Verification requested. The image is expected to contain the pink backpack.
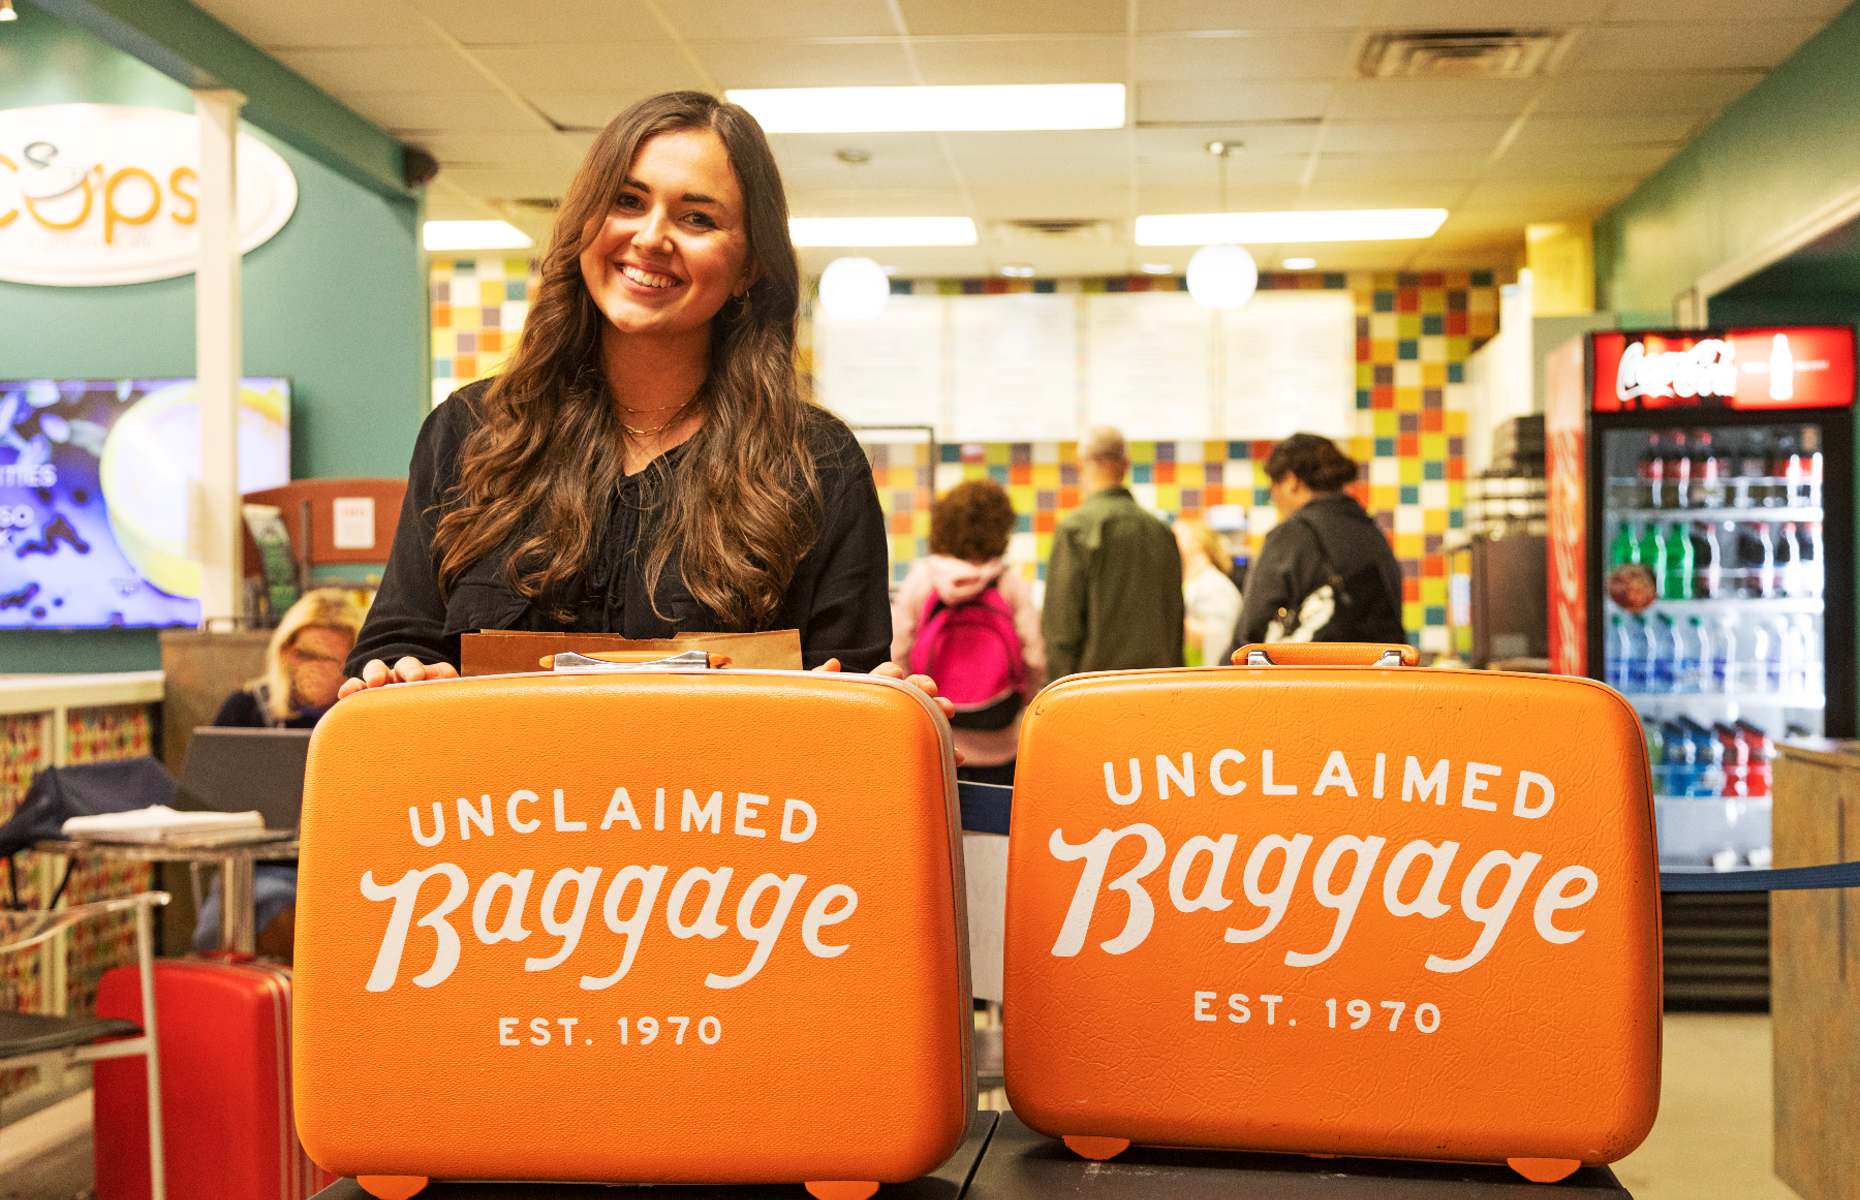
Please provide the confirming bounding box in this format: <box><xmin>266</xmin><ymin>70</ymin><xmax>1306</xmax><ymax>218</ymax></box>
<box><xmin>908</xmin><ymin>585</ymin><xmax>1026</xmax><ymax>729</ymax></box>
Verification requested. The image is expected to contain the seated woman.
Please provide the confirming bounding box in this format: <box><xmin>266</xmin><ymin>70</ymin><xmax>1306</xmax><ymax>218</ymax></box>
<box><xmin>193</xmin><ymin>588</ymin><xmax>365</xmax><ymax>957</ymax></box>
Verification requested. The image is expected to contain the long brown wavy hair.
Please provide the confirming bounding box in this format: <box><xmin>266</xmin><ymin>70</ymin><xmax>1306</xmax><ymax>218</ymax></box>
<box><xmin>432</xmin><ymin>91</ymin><xmax>821</xmax><ymax>628</ymax></box>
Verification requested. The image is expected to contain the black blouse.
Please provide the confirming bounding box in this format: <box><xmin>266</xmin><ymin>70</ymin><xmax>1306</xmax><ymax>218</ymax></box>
<box><xmin>346</xmin><ymin>380</ymin><xmax>892</xmax><ymax>675</ymax></box>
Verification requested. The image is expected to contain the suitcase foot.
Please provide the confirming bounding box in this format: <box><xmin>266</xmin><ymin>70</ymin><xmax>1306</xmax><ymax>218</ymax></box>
<box><xmin>803</xmin><ymin>1182</ymin><xmax>879</xmax><ymax>1199</ymax></box>
<box><xmin>1062</xmin><ymin>1135</ymin><xmax>1130</xmax><ymax>1161</ymax></box>
<box><xmin>357</xmin><ymin>1175</ymin><xmax>430</xmax><ymax>1199</ymax></box>
<box><xmin>1507</xmin><ymin>1157</ymin><xmax>1581</xmax><ymax>1183</ymax></box>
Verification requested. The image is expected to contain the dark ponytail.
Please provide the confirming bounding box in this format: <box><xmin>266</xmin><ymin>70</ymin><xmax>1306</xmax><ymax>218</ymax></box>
<box><xmin>1264</xmin><ymin>432</ymin><xmax>1357</xmax><ymax>492</ymax></box>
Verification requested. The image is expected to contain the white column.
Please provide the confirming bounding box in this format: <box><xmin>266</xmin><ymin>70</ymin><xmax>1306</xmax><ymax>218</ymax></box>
<box><xmin>194</xmin><ymin>88</ymin><xmax>246</xmax><ymax>626</ymax></box>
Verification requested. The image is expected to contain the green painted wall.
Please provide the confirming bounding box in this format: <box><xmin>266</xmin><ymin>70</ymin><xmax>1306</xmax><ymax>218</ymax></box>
<box><xmin>1594</xmin><ymin>3</ymin><xmax>1860</xmax><ymax>325</ymax></box>
<box><xmin>0</xmin><ymin>4</ymin><xmax>427</xmax><ymax>673</ymax></box>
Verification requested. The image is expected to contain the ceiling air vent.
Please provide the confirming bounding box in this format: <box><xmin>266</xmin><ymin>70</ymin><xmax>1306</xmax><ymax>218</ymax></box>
<box><xmin>995</xmin><ymin>218</ymin><xmax>1114</xmax><ymax>242</ymax></box>
<box><xmin>1358</xmin><ymin>30</ymin><xmax>1566</xmax><ymax>80</ymax></box>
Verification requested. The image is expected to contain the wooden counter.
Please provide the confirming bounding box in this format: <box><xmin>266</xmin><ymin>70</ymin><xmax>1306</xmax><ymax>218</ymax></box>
<box><xmin>1772</xmin><ymin>739</ymin><xmax>1860</xmax><ymax>1200</ymax></box>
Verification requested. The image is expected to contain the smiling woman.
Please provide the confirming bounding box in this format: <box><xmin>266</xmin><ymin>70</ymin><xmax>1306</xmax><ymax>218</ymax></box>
<box><xmin>343</xmin><ymin>92</ymin><xmax>923</xmax><ymax>694</ymax></box>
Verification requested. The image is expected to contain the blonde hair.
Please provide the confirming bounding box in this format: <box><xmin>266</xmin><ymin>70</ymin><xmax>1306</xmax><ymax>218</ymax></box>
<box><xmin>261</xmin><ymin>589</ymin><xmax>367</xmax><ymax>721</ymax></box>
<box><xmin>1176</xmin><ymin>516</ymin><xmax>1232</xmax><ymax>575</ymax></box>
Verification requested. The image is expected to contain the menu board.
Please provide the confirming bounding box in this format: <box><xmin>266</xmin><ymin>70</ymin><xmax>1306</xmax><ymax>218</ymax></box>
<box><xmin>1084</xmin><ymin>292</ymin><xmax>1215</xmax><ymax>440</ymax></box>
<box><xmin>1222</xmin><ymin>290</ymin><xmax>1355</xmax><ymax>438</ymax></box>
<box><xmin>950</xmin><ymin>293</ymin><xmax>1079</xmax><ymax>442</ymax></box>
<box><xmin>812</xmin><ymin>295</ymin><xmax>945</xmax><ymax>429</ymax></box>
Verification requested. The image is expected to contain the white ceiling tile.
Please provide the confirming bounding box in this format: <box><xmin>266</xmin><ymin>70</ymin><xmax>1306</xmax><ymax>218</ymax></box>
<box><xmin>1364</xmin><ymin>0</ymin><xmax>1610</xmax><ymax>25</ymax></box>
<box><xmin>1572</xmin><ymin>21</ymin><xmax>1824</xmax><ymax>72</ymax></box>
<box><xmin>1485</xmin><ymin>142</ymin><xmax>1682</xmax><ymax>177</ymax></box>
<box><xmin>968</xmin><ymin>185</ymin><xmax>1135</xmax><ymax>219</ymax></box>
<box><xmin>1306</xmin><ymin>153</ymin><xmax>1485</xmax><ymax>183</ymax></box>
<box><xmin>1136</xmin><ymin>123</ymin><xmax>1322</xmax><ymax>158</ymax></box>
<box><xmin>1532</xmin><ymin>71</ymin><xmax>1764</xmax><ymax>115</ymax></box>
<box><xmin>910</xmin><ymin>37</ymin><xmax>1128</xmax><ymax>85</ymax></box>
<box><xmin>1328</xmin><ymin>78</ymin><xmax>1539</xmax><ymax>120</ymax></box>
<box><xmin>658</xmin><ymin>0</ymin><xmax>899</xmax><ymax>39</ymax></box>
<box><xmin>192</xmin><ymin>0</ymin><xmax>440</xmax><ymax>48</ymax></box>
<box><xmin>1138</xmin><ymin>0</ymin><xmax>1371</xmax><ymax>33</ymax></box>
<box><xmin>787</xmin><ymin>188</ymin><xmax>973</xmax><ymax>218</ymax></box>
<box><xmin>943</xmin><ymin>130</ymin><xmax>1131</xmax><ymax>178</ymax></box>
<box><xmin>1320</xmin><ymin>119</ymin><xmax>1512</xmax><ymax>152</ymax></box>
<box><xmin>406</xmin><ymin>0</ymin><xmax>660</xmax><ymax>46</ymax></box>
<box><xmin>474</xmin><ymin>46</ymin><xmax>706</xmax><ymax>98</ymax></box>
<box><xmin>1293</xmin><ymin>181</ymin><xmax>1468</xmax><ymax>207</ymax></box>
<box><xmin>1507</xmin><ymin>112</ymin><xmax>1706</xmax><ymax>147</ymax></box>
<box><xmin>275</xmin><ymin>48</ymin><xmax>502</xmax><ymax>95</ymax></box>
<box><xmin>1137</xmin><ymin>151</ymin><xmax>1307</xmax><ymax>189</ymax></box>
<box><xmin>769</xmin><ymin>133</ymin><xmax>957</xmax><ymax>190</ymax></box>
<box><xmin>438</xmin><ymin>165</ymin><xmax>579</xmax><ymax>199</ymax></box>
<box><xmin>344</xmin><ymin>93</ymin><xmax>548</xmax><ymax>135</ymax></box>
<box><xmin>896</xmin><ymin>0</ymin><xmax>1127</xmax><ymax>36</ymax></box>
<box><xmin>691</xmin><ymin>40</ymin><xmax>913</xmax><ymax>88</ymax></box>
<box><xmin>1137</xmin><ymin>82</ymin><xmax>1335</xmax><ymax>125</ymax></box>
<box><xmin>1603</xmin><ymin>0</ymin><xmax>1847</xmax><ymax>19</ymax></box>
<box><xmin>527</xmin><ymin>91</ymin><xmax>717</xmax><ymax>129</ymax></box>
<box><xmin>1134</xmin><ymin>183</ymin><xmax>1312</xmax><ymax>212</ymax></box>
<box><xmin>1432</xmin><ymin>209</ymin><xmax>1532</xmax><ymax>236</ymax></box>
<box><xmin>1135</xmin><ymin>31</ymin><xmax>1359</xmax><ymax>81</ymax></box>
<box><xmin>421</xmin><ymin>131</ymin><xmax>582</xmax><ymax>169</ymax></box>
<box><xmin>1458</xmin><ymin>175</ymin><xmax>1642</xmax><ymax>215</ymax></box>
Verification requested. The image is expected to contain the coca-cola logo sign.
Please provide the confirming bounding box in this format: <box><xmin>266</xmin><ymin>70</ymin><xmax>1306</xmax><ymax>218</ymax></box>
<box><xmin>1592</xmin><ymin>328</ymin><xmax>1855</xmax><ymax>413</ymax></box>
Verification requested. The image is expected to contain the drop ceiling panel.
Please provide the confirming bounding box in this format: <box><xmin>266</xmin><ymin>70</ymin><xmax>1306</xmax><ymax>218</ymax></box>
<box><xmin>894</xmin><ymin>0</ymin><xmax>1128</xmax><ymax>36</ymax></box>
<box><xmin>967</xmin><ymin>185</ymin><xmax>1136</xmax><ymax>219</ymax></box>
<box><xmin>1320</xmin><ymin>119</ymin><xmax>1513</xmax><ymax>153</ymax></box>
<box><xmin>1135</xmin><ymin>124</ymin><xmax>1322</xmax><ymax>158</ymax></box>
<box><xmin>1533</xmin><ymin>71</ymin><xmax>1764</xmax><ymax>115</ymax></box>
<box><xmin>1133</xmin><ymin>32</ymin><xmax>1360</xmax><ymax>81</ymax></box>
<box><xmin>418</xmin><ymin>132</ymin><xmax>581</xmax><ymax>169</ymax></box>
<box><xmin>691</xmin><ymin>40</ymin><xmax>913</xmax><ymax>88</ymax></box>
<box><xmin>1604</xmin><ymin>0</ymin><xmax>1848</xmax><ymax>21</ymax></box>
<box><xmin>1306</xmin><ymin>153</ymin><xmax>1486</xmax><ymax>184</ymax></box>
<box><xmin>1327</xmin><ymin>79</ymin><xmax>1540</xmax><ymax>121</ymax></box>
<box><xmin>785</xmin><ymin>188</ymin><xmax>973</xmax><ymax>217</ymax></box>
<box><xmin>942</xmin><ymin>129</ymin><xmax>1131</xmax><ymax>176</ymax></box>
<box><xmin>1136</xmin><ymin>152</ymin><xmax>1308</xmax><ymax>189</ymax></box>
<box><xmin>1486</xmin><ymin>142</ymin><xmax>1680</xmax><ymax>176</ymax></box>
<box><xmin>654</xmin><ymin>0</ymin><xmax>900</xmax><ymax>40</ymax></box>
<box><xmin>471</xmin><ymin>46</ymin><xmax>704</xmax><ymax>96</ymax></box>
<box><xmin>344</xmin><ymin>92</ymin><xmax>546</xmax><ymax>135</ymax></box>
<box><xmin>1138</xmin><ymin>0</ymin><xmax>1372</xmax><ymax>33</ymax></box>
<box><xmin>1365</xmin><ymin>0</ymin><xmax>1611</xmax><ymax>25</ymax></box>
<box><xmin>768</xmin><ymin>133</ymin><xmax>956</xmax><ymax>190</ymax></box>
<box><xmin>275</xmin><ymin>48</ymin><xmax>501</xmax><ymax>95</ymax></box>
<box><xmin>1132</xmin><ymin>183</ymin><xmax>1314</xmax><ymax>212</ymax></box>
<box><xmin>1576</xmin><ymin>22</ymin><xmax>1824</xmax><ymax>72</ymax></box>
<box><xmin>1459</xmin><ymin>176</ymin><xmax>1643</xmax><ymax>213</ymax></box>
<box><xmin>908</xmin><ymin>37</ymin><xmax>1128</xmax><ymax>85</ymax></box>
<box><xmin>1293</xmin><ymin>181</ymin><xmax>1468</xmax><ymax>208</ymax></box>
<box><xmin>438</xmin><ymin>165</ymin><xmax>578</xmax><ymax>198</ymax></box>
<box><xmin>190</xmin><ymin>0</ymin><xmax>440</xmax><ymax>49</ymax></box>
<box><xmin>1508</xmin><ymin>112</ymin><xmax>1706</xmax><ymax>147</ymax></box>
<box><xmin>1137</xmin><ymin>81</ymin><xmax>1336</xmax><ymax>125</ymax></box>
<box><xmin>528</xmin><ymin>91</ymin><xmax>715</xmax><ymax>129</ymax></box>
<box><xmin>405</xmin><ymin>0</ymin><xmax>658</xmax><ymax>46</ymax></box>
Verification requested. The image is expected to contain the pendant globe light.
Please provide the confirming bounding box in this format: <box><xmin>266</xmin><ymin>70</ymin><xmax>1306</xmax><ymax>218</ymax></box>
<box><xmin>817</xmin><ymin>255</ymin><xmax>890</xmax><ymax>321</ymax></box>
<box><xmin>1186</xmin><ymin>140</ymin><xmax>1258</xmax><ymax>311</ymax></box>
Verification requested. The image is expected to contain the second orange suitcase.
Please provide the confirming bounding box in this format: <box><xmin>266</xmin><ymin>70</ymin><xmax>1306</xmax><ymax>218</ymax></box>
<box><xmin>1003</xmin><ymin>643</ymin><xmax>1660</xmax><ymax>1182</ymax></box>
<box><xmin>293</xmin><ymin>667</ymin><xmax>972</xmax><ymax>1199</ymax></box>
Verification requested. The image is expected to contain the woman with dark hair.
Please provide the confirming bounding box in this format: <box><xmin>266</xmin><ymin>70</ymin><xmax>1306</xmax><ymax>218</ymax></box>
<box><xmin>342</xmin><ymin>92</ymin><xmax>937</xmax><ymax>700</ymax></box>
<box><xmin>890</xmin><ymin>480</ymin><xmax>1043</xmax><ymax>784</ymax></box>
<box><xmin>1225</xmin><ymin>432</ymin><xmax>1406</xmax><ymax>656</ymax></box>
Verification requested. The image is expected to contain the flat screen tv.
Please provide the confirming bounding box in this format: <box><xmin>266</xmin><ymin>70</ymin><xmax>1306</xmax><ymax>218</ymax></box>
<box><xmin>0</xmin><ymin>376</ymin><xmax>291</xmax><ymax>630</ymax></box>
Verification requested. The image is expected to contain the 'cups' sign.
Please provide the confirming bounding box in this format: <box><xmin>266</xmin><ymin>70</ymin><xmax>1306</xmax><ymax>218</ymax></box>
<box><xmin>1004</xmin><ymin>650</ymin><xmax>1661</xmax><ymax>1180</ymax></box>
<box><xmin>0</xmin><ymin>104</ymin><xmax>297</xmax><ymax>287</ymax></box>
<box><xmin>293</xmin><ymin>672</ymin><xmax>971</xmax><ymax>1194</ymax></box>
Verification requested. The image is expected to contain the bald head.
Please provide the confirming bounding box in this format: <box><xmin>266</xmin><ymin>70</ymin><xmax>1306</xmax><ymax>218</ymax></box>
<box><xmin>1080</xmin><ymin>426</ymin><xmax>1129</xmax><ymax>491</ymax></box>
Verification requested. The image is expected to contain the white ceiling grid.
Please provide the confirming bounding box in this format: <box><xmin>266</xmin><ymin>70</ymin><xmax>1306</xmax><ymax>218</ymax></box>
<box><xmin>190</xmin><ymin>0</ymin><xmax>1851</xmax><ymax>276</ymax></box>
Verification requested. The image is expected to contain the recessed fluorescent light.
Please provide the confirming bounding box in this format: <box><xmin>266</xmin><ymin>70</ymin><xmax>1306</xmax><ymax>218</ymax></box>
<box><xmin>728</xmin><ymin>84</ymin><xmax>1125</xmax><ymax>133</ymax></box>
<box><xmin>422</xmin><ymin>220</ymin><xmax>533</xmax><ymax>252</ymax></box>
<box><xmin>1139</xmin><ymin>263</ymin><xmax>1174</xmax><ymax>275</ymax></box>
<box><xmin>1282</xmin><ymin>257</ymin><xmax>1318</xmax><ymax>270</ymax></box>
<box><xmin>790</xmin><ymin>217</ymin><xmax>977</xmax><ymax>247</ymax></box>
<box><xmin>1134</xmin><ymin>209</ymin><xmax>1448</xmax><ymax>246</ymax></box>
<box><xmin>1000</xmin><ymin>263</ymin><xmax>1035</xmax><ymax>278</ymax></box>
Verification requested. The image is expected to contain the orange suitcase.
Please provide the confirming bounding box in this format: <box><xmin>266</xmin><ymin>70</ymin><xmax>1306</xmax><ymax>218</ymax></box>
<box><xmin>1003</xmin><ymin>643</ymin><xmax>1661</xmax><ymax>1183</ymax></box>
<box><xmin>292</xmin><ymin>666</ymin><xmax>972</xmax><ymax>1200</ymax></box>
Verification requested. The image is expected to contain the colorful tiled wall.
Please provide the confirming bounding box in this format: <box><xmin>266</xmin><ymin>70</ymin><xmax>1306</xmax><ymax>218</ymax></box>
<box><xmin>430</xmin><ymin>255</ymin><xmax>539</xmax><ymax>408</ymax></box>
<box><xmin>427</xmin><ymin>262</ymin><xmax>1502</xmax><ymax>654</ymax></box>
<box><xmin>860</xmin><ymin>271</ymin><xmax>1501</xmax><ymax>654</ymax></box>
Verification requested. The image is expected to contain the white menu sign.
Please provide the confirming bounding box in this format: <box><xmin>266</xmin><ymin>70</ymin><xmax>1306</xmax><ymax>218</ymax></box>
<box><xmin>1084</xmin><ymin>292</ymin><xmax>1215</xmax><ymax>440</ymax></box>
<box><xmin>951</xmin><ymin>292</ymin><xmax>1079</xmax><ymax>442</ymax></box>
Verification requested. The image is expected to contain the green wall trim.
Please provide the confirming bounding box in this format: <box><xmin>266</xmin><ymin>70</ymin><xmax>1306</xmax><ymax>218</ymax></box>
<box><xmin>1594</xmin><ymin>3</ymin><xmax>1860</xmax><ymax>325</ymax></box>
<box><xmin>33</xmin><ymin>0</ymin><xmax>412</xmax><ymax>201</ymax></box>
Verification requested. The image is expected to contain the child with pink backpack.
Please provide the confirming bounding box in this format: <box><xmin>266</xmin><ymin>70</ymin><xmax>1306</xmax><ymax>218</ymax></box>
<box><xmin>890</xmin><ymin>480</ymin><xmax>1044</xmax><ymax>785</ymax></box>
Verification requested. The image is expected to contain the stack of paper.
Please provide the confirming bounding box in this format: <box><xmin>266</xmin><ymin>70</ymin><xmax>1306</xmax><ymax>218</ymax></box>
<box><xmin>62</xmin><ymin>806</ymin><xmax>266</xmax><ymax>844</ymax></box>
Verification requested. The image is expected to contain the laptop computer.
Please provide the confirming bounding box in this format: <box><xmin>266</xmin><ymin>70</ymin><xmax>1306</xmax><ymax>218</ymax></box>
<box><xmin>177</xmin><ymin>727</ymin><xmax>312</xmax><ymax>833</ymax></box>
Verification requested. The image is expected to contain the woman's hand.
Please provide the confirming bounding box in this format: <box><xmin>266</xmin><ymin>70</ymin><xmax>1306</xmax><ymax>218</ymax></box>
<box><xmin>336</xmin><ymin>656</ymin><xmax>460</xmax><ymax>701</ymax></box>
<box><xmin>814</xmin><ymin>660</ymin><xmax>963</xmax><ymax>762</ymax></box>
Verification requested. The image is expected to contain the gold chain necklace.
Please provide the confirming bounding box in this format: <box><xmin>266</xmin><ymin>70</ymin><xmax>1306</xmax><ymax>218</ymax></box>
<box><xmin>619</xmin><ymin>395</ymin><xmax>699</xmax><ymax>438</ymax></box>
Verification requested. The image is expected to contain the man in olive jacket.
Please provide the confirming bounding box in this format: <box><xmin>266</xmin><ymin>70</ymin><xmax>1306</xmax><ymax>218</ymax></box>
<box><xmin>1042</xmin><ymin>427</ymin><xmax>1185</xmax><ymax>679</ymax></box>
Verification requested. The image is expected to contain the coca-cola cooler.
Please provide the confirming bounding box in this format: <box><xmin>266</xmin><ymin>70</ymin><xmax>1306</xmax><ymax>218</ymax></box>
<box><xmin>1547</xmin><ymin>326</ymin><xmax>1856</xmax><ymax>872</ymax></box>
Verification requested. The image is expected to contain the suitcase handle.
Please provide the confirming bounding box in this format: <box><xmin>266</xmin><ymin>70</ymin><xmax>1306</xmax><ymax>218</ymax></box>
<box><xmin>1231</xmin><ymin>642</ymin><xmax>1418</xmax><ymax>667</ymax></box>
<box><xmin>548</xmin><ymin>649</ymin><xmax>714</xmax><ymax>673</ymax></box>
